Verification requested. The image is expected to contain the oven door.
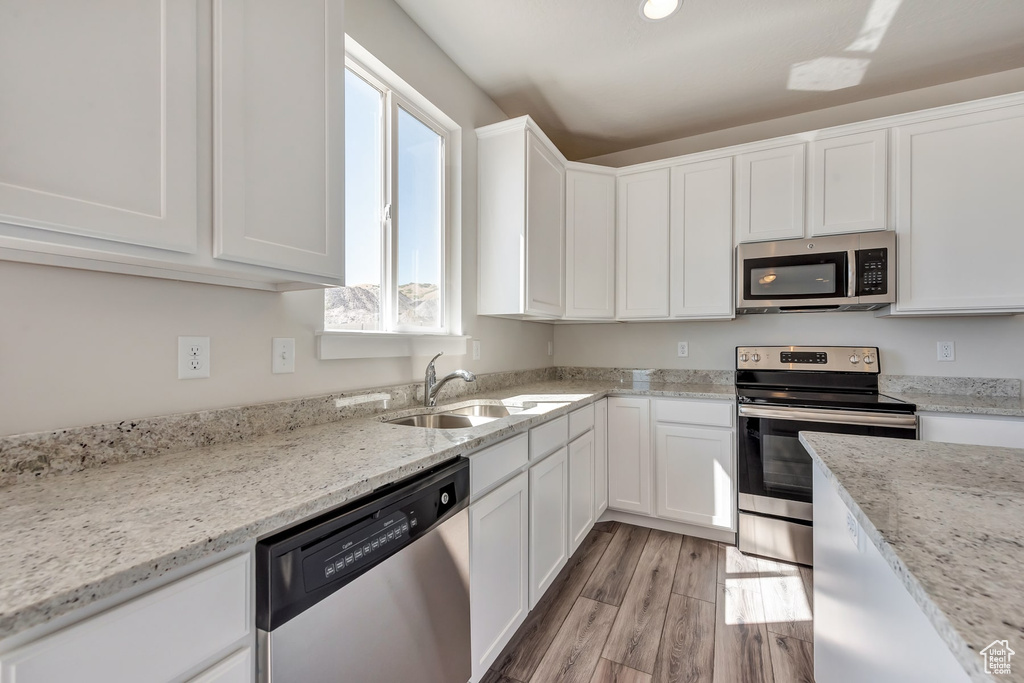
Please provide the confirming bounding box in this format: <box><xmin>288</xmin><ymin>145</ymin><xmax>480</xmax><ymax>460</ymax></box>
<box><xmin>737</xmin><ymin>405</ymin><xmax>917</xmax><ymax>521</ymax></box>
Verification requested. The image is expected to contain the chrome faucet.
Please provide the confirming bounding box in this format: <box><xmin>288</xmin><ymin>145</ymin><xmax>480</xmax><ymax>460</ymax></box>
<box><xmin>424</xmin><ymin>352</ymin><xmax>476</xmax><ymax>407</ymax></box>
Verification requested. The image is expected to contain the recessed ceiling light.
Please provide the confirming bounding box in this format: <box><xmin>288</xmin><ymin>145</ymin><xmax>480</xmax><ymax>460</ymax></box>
<box><xmin>640</xmin><ymin>0</ymin><xmax>681</xmax><ymax>21</ymax></box>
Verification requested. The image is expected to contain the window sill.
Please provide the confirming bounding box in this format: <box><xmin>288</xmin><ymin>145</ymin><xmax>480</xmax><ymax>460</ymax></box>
<box><xmin>316</xmin><ymin>330</ymin><xmax>469</xmax><ymax>360</ymax></box>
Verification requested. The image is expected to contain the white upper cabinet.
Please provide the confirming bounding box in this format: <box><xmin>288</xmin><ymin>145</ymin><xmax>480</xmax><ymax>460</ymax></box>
<box><xmin>213</xmin><ymin>0</ymin><xmax>345</xmax><ymax>279</ymax></box>
<box><xmin>477</xmin><ymin>117</ymin><xmax>565</xmax><ymax>318</ymax></box>
<box><xmin>0</xmin><ymin>1</ymin><xmax>345</xmax><ymax>290</ymax></box>
<box><xmin>892</xmin><ymin>103</ymin><xmax>1024</xmax><ymax>314</ymax></box>
<box><xmin>0</xmin><ymin>1</ymin><xmax>198</xmax><ymax>253</ymax></box>
<box><xmin>565</xmin><ymin>168</ymin><xmax>616</xmax><ymax>319</ymax></box>
<box><xmin>809</xmin><ymin>130</ymin><xmax>888</xmax><ymax>236</ymax></box>
<box><xmin>616</xmin><ymin>169</ymin><xmax>670</xmax><ymax>319</ymax></box>
<box><xmin>735</xmin><ymin>143</ymin><xmax>806</xmax><ymax>243</ymax></box>
<box><xmin>669</xmin><ymin>158</ymin><xmax>734</xmax><ymax>319</ymax></box>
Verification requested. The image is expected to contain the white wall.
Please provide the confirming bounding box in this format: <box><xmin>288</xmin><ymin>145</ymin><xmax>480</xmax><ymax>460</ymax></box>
<box><xmin>584</xmin><ymin>67</ymin><xmax>1024</xmax><ymax>167</ymax></box>
<box><xmin>0</xmin><ymin>0</ymin><xmax>554</xmax><ymax>437</ymax></box>
<box><xmin>554</xmin><ymin>313</ymin><xmax>1024</xmax><ymax>382</ymax></box>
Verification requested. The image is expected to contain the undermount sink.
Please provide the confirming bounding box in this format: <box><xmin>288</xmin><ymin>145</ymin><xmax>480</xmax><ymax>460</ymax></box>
<box><xmin>384</xmin><ymin>401</ymin><xmax>525</xmax><ymax>429</ymax></box>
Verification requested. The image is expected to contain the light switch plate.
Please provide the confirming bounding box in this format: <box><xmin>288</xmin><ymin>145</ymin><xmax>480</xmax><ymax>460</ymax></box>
<box><xmin>273</xmin><ymin>337</ymin><xmax>295</xmax><ymax>374</ymax></box>
<box><xmin>178</xmin><ymin>336</ymin><xmax>210</xmax><ymax>379</ymax></box>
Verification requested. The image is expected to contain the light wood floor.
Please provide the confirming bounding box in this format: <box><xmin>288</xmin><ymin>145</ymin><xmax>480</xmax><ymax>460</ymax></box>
<box><xmin>482</xmin><ymin>521</ymin><xmax>815</xmax><ymax>683</ymax></box>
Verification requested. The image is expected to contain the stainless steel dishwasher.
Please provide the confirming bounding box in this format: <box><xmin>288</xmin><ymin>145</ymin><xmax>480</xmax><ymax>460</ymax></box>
<box><xmin>256</xmin><ymin>458</ymin><xmax>471</xmax><ymax>683</ymax></box>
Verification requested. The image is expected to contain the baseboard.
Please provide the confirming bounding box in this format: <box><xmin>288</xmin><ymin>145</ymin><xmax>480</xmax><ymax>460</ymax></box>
<box><xmin>598</xmin><ymin>509</ymin><xmax>737</xmax><ymax>545</ymax></box>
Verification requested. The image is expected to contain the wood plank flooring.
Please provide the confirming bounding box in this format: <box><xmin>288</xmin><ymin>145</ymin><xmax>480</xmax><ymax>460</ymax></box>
<box><xmin>482</xmin><ymin>523</ymin><xmax>815</xmax><ymax>683</ymax></box>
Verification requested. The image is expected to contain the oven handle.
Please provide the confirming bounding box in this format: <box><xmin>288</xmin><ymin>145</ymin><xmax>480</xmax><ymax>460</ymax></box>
<box><xmin>738</xmin><ymin>404</ymin><xmax>918</xmax><ymax>429</ymax></box>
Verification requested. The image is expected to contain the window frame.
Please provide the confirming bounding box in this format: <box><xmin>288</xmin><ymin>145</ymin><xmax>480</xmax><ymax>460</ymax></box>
<box><xmin>327</xmin><ymin>53</ymin><xmax>452</xmax><ymax>336</ymax></box>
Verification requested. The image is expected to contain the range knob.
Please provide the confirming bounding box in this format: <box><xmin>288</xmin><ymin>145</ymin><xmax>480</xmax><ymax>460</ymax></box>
<box><xmin>849</xmin><ymin>354</ymin><xmax>861</xmax><ymax>364</ymax></box>
<box><xmin>739</xmin><ymin>353</ymin><xmax>749</xmax><ymax>362</ymax></box>
<box><xmin>751</xmin><ymin>353</ymin><xmax>761</xmax><ymax>362</ymax></box>
<box><xmin>864</xmin><ymin>355</ymin><xmax>876</xmax><ymax>365</ymax></box>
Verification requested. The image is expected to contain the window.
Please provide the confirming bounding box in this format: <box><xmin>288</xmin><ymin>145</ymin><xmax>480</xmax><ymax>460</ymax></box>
<box><xmin>325</xmin><ymin>57</ymin><xmax>450</xmax><ymax>334</ymax></box>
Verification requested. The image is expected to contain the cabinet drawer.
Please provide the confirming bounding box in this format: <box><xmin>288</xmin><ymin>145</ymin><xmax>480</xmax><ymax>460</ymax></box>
<box><xmin>568</xmin><ymin>404</ymin><xmax>595</xmax><ymax>439</ymax></box>
<box><xmin>654</xmin><ymin>398</ymin><xmax>733</xmax><ymax>428</ymax></box>
<box><xmin>470</xmin><ymin>433</ymin><xmax>529</xmax><ymax>498</ymax></box>
<box><xmin>0</xmin><ymin>554</ymin><xmax>251</xmax><ymax>683</ymax></box>
<box><xmin>530</xmin><ymin>415</ymin><xmax>569</xmax><ymax>461</ymax></box>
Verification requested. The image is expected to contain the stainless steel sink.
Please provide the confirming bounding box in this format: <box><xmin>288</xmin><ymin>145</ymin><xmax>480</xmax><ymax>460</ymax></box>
<box><xmin>442</xmin><ymin>404</ymin><xmax>522</xmax><ymax>418</ymax></box>
<box><xmin>386</xmin><ymin>413</ymin><xmax>497</xmax><ymax>429</ymax></box>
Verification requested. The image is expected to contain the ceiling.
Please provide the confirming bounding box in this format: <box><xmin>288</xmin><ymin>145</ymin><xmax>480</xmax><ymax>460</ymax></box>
<box><xmin>394</xmin><ymin>0</ymin><xmax>1024</xmax><ymax>160</ymax></box>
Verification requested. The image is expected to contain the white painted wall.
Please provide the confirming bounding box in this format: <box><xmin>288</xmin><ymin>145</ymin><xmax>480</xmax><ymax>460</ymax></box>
<box><xmin>584</xmin><ymin>67</ymin><xmax>1024</xmax><ymax>167</ymax></box>
<box><xmin>0</xmin><ymin>0</ymin><xmax>554</xmax><ymax>437</ymax></box>
<box><xmin>553</xmin><ymin>313</ymin><xmax>1024</xmax><ymax>382</ymax></box>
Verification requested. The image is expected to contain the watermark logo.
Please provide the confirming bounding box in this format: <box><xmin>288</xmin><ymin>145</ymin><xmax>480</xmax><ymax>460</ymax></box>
<box><xmin>981</xmin><ymin>640</ymin><xmax>1015</xmax><ymax>676</ymax></box>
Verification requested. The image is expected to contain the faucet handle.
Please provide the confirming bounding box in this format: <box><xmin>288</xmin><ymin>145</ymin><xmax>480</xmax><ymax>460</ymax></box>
<box><xmin>428</xmin><ymin>351</ymin><xmax>444</xmax><ymax>366</ymax></box>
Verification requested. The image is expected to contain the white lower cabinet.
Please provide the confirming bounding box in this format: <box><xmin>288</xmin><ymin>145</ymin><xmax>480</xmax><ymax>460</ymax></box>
<box><xmin>813</xmin><ymin>462</ymin><xmax>971</xmax><ymax>682</ymax></box>
<box><xmin>0</xmin><ymin>553</ymin><xmax>252</xmax><ymax>683</ymax></box>
<box><xmin>919</xmin><ymin>413</ymin><xmax>1024</xmax><ymax>448</ymax></box>
<box><xmin>568</xmin><ymin>429</ymin><xmax>595</xmax><ymax>555</ymax></box>
<box><xmin>529</xmin><ymin>446</ymin><xmax>569</xmax><ymax>608</ymax></box>
<box><xmin>654</xmin><ymin>424</ymin><xmax>735</xmax><ymax>531</ymax></box>
<box><xmin>470</xmin><ymin>471</ymin><xmax>530</xmax><ymax>683</ymax></box>
<box><xmin>607</xmin><ymin>397</ymin><xmax>653</xmax><ymax>515</ymax></box>
<box><xmin>594</xmin><ymin>399</ymin><xmax>609</xmax><ymax>517</ymax></box>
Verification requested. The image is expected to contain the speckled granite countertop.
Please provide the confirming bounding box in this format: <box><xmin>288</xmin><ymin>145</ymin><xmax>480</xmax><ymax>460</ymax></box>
<box><xmin>0</xmin><ymin>379</ymin><xmax>732</xmax><ymax>640</ymax></box>
<box><xmin>801</xmin><ymin>432</ymin><xmax>1024</xmax><ymax>683</ymax></box>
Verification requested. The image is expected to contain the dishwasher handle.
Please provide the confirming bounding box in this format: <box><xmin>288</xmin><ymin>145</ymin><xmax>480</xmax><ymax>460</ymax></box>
<box><xmin>256</xmin><ymin>457</ymin><xmax>470</xmax><ymax>632</ymax></box>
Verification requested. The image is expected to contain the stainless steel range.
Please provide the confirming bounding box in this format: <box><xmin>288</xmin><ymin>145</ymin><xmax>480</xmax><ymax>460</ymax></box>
<box><xmin>735</xmin><ymin>346</ymin><xmax>917</xmax><ymax>566</ymax></box>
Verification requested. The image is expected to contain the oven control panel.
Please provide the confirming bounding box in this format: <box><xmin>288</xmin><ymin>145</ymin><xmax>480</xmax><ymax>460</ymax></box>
<box><xmin>736</xmin><ymin>346</ymin><xmax>880</xmax><ymax>373</ymax></box>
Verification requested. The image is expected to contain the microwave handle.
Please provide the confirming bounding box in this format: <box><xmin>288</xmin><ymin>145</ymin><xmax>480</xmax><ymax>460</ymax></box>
<box><xmin>848</xmin><ymin>251</ymin><xmax>857</xmax><ymax>297</ymax></box>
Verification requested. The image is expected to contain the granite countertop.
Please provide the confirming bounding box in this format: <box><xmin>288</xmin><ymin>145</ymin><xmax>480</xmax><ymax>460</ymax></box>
<box><xmin>0</xmin><ymin>379</ymin><xmax>732</xmax><ymax>640</ymax></box>
<box><xmin>800</xmin><ymin>432</ymin><xmax>1024</xmax><ymax>683</ymax></box>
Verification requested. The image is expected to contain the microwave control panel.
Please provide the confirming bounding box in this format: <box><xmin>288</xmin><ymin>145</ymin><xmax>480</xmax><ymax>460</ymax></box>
<box><xmin>856</xmin><ymin>248</ymin><xmax>888</xmax><ymax>295</ymax></box>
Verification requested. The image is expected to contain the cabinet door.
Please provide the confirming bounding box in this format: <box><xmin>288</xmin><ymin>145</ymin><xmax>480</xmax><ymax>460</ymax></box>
<box><xmin>616</xmin><ymin>169</ymin><xmax>670</xmax><ymax>318</ymax></box>
<box><xmin>529</xmin><ymin>446</ymin><xmax>568</xmax><ymax>608</ymax></box>
<box><xmin>470</xmin><ymin>472</ymin><xmax>529</xmax><ymax>682</ymax></box>
<box><xmin>810</xmin><ymin>130</ymin><xmax>887</xmax><ymax>236</ymax></box>
<box><xmin>654</xmin><ymin>424</ymin><xmax>734</xmax><ymax>530</ymax></box>
<box><xmin>919</xmin><ymin>414</ymin><xmax>1024</xmax><ymax>448</ymax></box>
<box><xmin>213</xmin><ymin>0</ymin><xmax>345</xmax><ymax>280</ymax></box>
<box><xmin>735</xmin><ymin>143</ymin><xmax>805</xmax><ymax>243</ymax></box>
<box><xmin>0</xmin><ymin>1</ymin><xmax>197</xmax><ymax>252</ymax></box>
<box><xmin>607</xmin><ymin>397</ymin><xmax>652</xmax><ymax>515</ymax></box>
<box><xmin>594</xmin><ymin>399</ymin><xmax>609</xmax><ymax>517</ymax></box>
<box><xmin>565</xmin><ymin>169</ymin><xmax>616</xmax><ymax>319</ymax></box>
<box><xmin>188</xmin><ymin>648</ymin><xmax>252</xmax><ymax>683</ymax></box>
<box><xmin>669</xmin><ymin>158</ymin><xmax>734</xmax><ymax>318</ymax></box>
<box><xmin>525</xmin><ymin>131</ymin><xmax>565</xmax><ymax>317</ymax></box>
<box><xmin>568</xmin><ymin>430</ymin><xmax>595</xmax><ymax>555</ymax></box>
<box><xmin>894</xmin><ymin>105</ymin><xmax>1024</xmax><ymax>313</ymax></box>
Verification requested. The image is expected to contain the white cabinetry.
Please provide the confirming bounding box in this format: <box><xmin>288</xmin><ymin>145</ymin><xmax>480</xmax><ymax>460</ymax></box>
<box><xmin>735</xmin><ymin>143</ymin><xmax>806</xmax><ymax>243</ymax></box>
<box><xmin>470</xmin><ymin>471</ymin><xmax>530</xmax><ymax>683</ymax></box>
<box><xmin>919</xmin><ymin>413</ymin><xmax>1024</xmax><ymax>448</ymax></box>
<box><xmin>893</xmin><ymin>104</ymin><xmax>1024</xmax><ymax>314</ymax></box>
<box><xmin>813</xmin><ymin>463</ymin><xmax>971</xmax><ymax>683</ymax></box>
<box><xmin>567</xmin><ymin>404</ymin><xmax>596</xmax><ymax>556</ymax></box>
<box><xmin>529</xmin><ymin>446</ymin><xmax>568</xmax><ymax>608</ymax></box>
<box><xmin>477</xmin><ymin>117</ymin><xmax>565</xmax><ymax>318</ymax></box>
<box><xmin>565</xmin><ymin>168</ymin><xmax>616</xmax><ymax>319</ymax></box>
<box><xmin>616</xmin><ymin>169</ymin><xmax>670</xmax><ymax>318</ymax></box>
<box><xmin>594</xmin><ymin>399</ymin><xmax>609</xmax><ymax>517</ymax></box>
<box><xmin>0</xmin><ymin>2</ymin><xmax>345</xmax><ymax>290</ymax></box>
<box><xmin>810</xmin><ymin>130</ymin><xmax>888</xmax><ymax>236</ymax></box>
<box><xmin>0</xmin><ymin>553</ymin><xmax>252</xmax><ymax>683</ymax></box>
<box><xmin>213</xmin><ymin>0</ymin><xmax>345</xmax><ymax>278</ymax></box>
<box><xmin>606</xmin><ymin>397</ymin><xmax>653</xmax><ymax>514</ymax></box>
<box><xmin>669</xmin><ymin>158</ymin><xmax>734</xmax><ymax>318</ymax></box>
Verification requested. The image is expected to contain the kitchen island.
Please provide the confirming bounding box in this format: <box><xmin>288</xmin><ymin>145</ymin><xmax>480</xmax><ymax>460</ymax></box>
<box><xmin>801</xmin><ymin>432</ymin><xmax>1024</xmax><ymax>683</ymax></box>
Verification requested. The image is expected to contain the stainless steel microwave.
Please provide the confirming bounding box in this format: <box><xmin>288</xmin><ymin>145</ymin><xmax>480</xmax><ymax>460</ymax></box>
<box><xmin>736</xmin><ymin>232</ymin><xmax>896</xmax><ymax>313</ymax></box>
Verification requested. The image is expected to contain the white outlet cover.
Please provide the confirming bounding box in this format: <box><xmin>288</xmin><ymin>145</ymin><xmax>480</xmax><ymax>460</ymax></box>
<box><xmin>937</xmin><ymin>341</ymin><xmax>956</xmax><ymax>362</ymax></box>
<box><xmin>178</xmin><ymin>336</ymin><xmax>210</xmax><ymax>379</ymax></box>
<box><xmin>548</xmin><ymin>341</ymin><xmax>554</xmax><ymax>356</ymax></box>
<box><xmin>472</xmin><ymin>340</ymin><xmax>481</xmax><ymax>361</ymax></box>
<box><xmin>677</xmin><ymin>341</ymin><xmax>689</xmax><ymax>358</ymax></box>
<box><xmin>273</xmin><ymin>337</ymin><xmax>296</xmax><ymax>374</ymax></box>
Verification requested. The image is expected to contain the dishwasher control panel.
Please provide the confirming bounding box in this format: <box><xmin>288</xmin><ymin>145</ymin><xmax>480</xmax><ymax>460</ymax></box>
<box><xmin>303</xmin><ymin>510</ymin><xmax>415</xmax><ymax>591</ymax></box>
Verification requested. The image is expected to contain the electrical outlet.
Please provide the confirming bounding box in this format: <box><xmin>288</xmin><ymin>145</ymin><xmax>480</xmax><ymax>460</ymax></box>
<box><xmin>677</xmin><ymin>341</ymin><xmax>689</xmax><ymax>358</ymax></box>
<box><xmin>472</xmin><ymin>340</ymin><xmax>481</xmax><ymax>361</ymax></box>
<box><xmin>937</xmin><ymin>341</ymin><xmax>955</xmax><ymax>362</ymax></box>
<box><xmin>272</xmin><ymin>337</ymin><xmax>295</xmax><ymax>374</ymax></box>
<box><xmin>548</xmin><ymin>341</ymin><xmax>553</xmax><ymax>356</ymax></box>
<box><xmin>178</xmin><ymin>336</ymin><xmax>210</xmax><ymax>379</ymax></box>
<box><xmin>846</xmin><ymin>511</ymin><xmax>862</xmax><ymax>550</ymax></box>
